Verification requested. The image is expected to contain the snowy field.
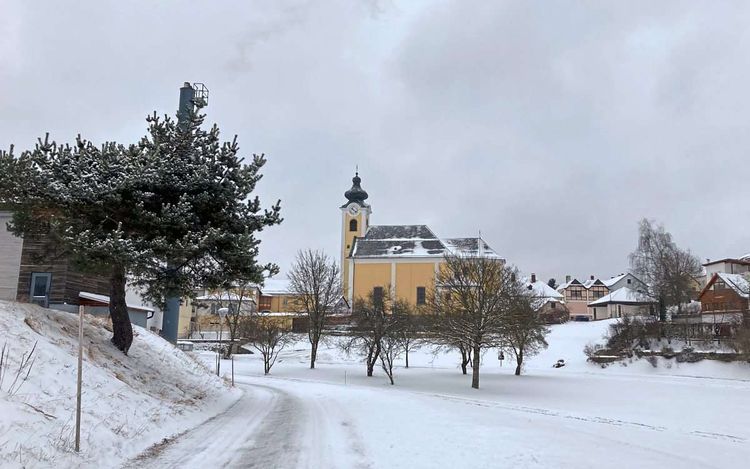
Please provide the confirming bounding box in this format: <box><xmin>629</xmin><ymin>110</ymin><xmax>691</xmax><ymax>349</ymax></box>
<box><xmin>0</xmin><ymin>301</ymin><xmax>240</xmax><ymax>469</ymax></box>
<box><xmin>168</xmin><ymin>320</ymin><xmax>750</xmax><ymax>469</ymax></box>
<box><xmin>3</xmin><ymin>300</ymin><xmax>748</xmax><ymax>469</ymax></box>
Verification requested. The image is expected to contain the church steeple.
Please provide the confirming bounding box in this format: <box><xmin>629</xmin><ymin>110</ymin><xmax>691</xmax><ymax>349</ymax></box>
<box><xmin>342</xmin><ymin>171</ymin><xmax>369</xmax><ymax>207</ymax></box>
<box><xmin>340</xmin><ymin>170</ymin><xmax>371</xmax><ymax>304</ymax></box>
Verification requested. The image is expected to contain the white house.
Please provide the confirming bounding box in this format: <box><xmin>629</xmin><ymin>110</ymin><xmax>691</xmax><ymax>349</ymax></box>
<box><xmin>587</xmin><ymin>287</ymin><xmax>657</xmax><ymax>320</ymax></box>
<box><xmin>602</xmin><ymin>273</ymin><xmax>645</xmax><ymax>292</ymax></box>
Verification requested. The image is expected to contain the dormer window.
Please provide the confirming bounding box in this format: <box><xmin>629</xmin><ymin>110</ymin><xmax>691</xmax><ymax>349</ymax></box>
<box><xmin>349</xmin><ymin>219</ymin><xmax>358</xmax><ymax>232</ymax></box>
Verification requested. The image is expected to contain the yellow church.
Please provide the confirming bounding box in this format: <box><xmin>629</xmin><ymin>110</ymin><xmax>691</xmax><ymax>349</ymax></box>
<box><xmin>340</xmin><ymin>172</ymin><xmax>503</xmax><ymax>308</ymax></box>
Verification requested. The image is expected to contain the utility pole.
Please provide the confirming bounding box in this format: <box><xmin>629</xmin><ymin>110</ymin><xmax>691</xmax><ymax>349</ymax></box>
<box><xmin>161</xmin><ymin>82</ymin><xmax>209</xmax><ymax>344</ymax></box>
<box><xmin>75</xmin><ymin>304</ymin><xmax>83</xmax><ymax>452</ymax></box>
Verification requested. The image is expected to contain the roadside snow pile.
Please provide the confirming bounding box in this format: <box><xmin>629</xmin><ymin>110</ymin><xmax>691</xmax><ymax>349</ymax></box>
<box><xmin>0</xmin><ymin>301</ymin><xmax>240</xmax><ymax>469</ymax></box>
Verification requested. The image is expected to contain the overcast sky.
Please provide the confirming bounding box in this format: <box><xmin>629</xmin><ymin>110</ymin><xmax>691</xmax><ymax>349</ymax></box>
<box><xmin>2</xmin><ymin>0</ymin><xmax>749</xmax><ymax>283</ymax></box>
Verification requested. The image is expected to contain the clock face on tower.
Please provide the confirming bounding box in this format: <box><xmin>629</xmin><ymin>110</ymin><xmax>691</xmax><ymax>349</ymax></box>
<box><xmin>348</xmin><ymin>204</ymin><xmax>360</xmax><ymax>216</ymax></box>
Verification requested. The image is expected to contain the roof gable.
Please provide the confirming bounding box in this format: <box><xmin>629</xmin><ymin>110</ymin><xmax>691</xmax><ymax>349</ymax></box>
<box><xmin>699</xmin><ymin>272</ymin><xmax>750</xmax><ymax>300</ymax></box>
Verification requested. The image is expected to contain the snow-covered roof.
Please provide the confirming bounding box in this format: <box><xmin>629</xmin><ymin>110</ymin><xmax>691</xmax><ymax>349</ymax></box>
<box><xmin>443</xmin><ymin>237</ymin><xmax>503</xmax><ymax>260</ymax></box>
<box><xmin>602</xmin><ymin>273</ymin><xmax>627</xmax><ymax>288</ymax></box>
<box><xmin>351</xmin><ymin>225</ymin><xmax>447</xmax><ymax>258</ymax></box>
<box><xmin>79</xmin><ymin>292</ymin><xmax>155</xmax><ymax>312</ymax></box>
<box><xmin>588</xmin><ymin>287</ymin><xmax>655</xmax><ymax>306</ymax></box>
<box><xmin>556</xmin><ymin>278</ymin><xmax>581</xmax><ymax>291</ymax></box>
<box><xmin>716</xmin><ymin>272</ymin><xmax>750</xmax><ymax>299</ymax></box>
<box><xmin>261</xmin><ymin>277</ymin><xmax>293</xmax><ymax>296</ymax></box>
<box><xmin>525</xmin><ymin>280</ymin><xmax>564</xmax><ymax>300</ymax></box>
<box><xmin>582</xmin><ymin>278</ymin><xmax>606</xmax><ymax>289</ymax></box>
<box><xmin>351</xmin><ymin>225</ymin><xmax>502</xmax><ymax>260</ymax></box>
<box><xmin>195</xmin><ymin>292</ymin><xmax>257</xmax><ymax>302</ymax></box>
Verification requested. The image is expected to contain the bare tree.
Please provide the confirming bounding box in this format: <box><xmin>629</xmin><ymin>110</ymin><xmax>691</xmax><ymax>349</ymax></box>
<box><xmin>379</xmin><ymin>332</ymin><xmax>402</xmax><ymax>385</ymax></box>
<box><xmin>395</xmin><ymin>302</ymin><xmax>423</xmax><ymax>369</ymax></box>
<box><xmin>239</xmin><ymin>316</ymin><xmax>293</xmax><ymax>375</ymax></box>
<box><xmin>427</xmin><ymin>255</ymin><xmax>516</xmax><ymax>389</ymax></box>
<box><xmin>629</xmin><ymin>219</ymin><xmax>703</xmax><ymax>321</ymax></box>
<box><xmin>502</xmin><ymin>284</ymin><xmax>550</xmax><ymax>375</ymax></box>
<box><xmin>343</xmin><ymin>287</ymin><xmax>404</xmax><ymax>379</ymax></box>
<box><xmin>200</xmin><ymin>284</ymin><xmax>256</xmax><ymax>358</ymax></box>
<box><xmin>288</xmin><ymin>249</ymin><xmax>342</xmax><ymax>369</ymax></box>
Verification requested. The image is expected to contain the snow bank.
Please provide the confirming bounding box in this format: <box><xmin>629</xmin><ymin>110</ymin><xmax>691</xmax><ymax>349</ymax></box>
<box><xmin>0</xmin><ymin>301</ymin><xmax>240</xmax><ymax>468</ymax></box>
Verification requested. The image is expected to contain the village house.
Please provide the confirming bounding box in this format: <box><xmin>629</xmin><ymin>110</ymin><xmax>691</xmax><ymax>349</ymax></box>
<box><xmin>703</xmin><ymin>255</ymin><xmax>750</xmax><ymax>279</ymax></box>
<box><xmin>696</xmin><ymin>272</ymin><xmax>749</xmax><ymax>337</ymax></box>
<box><xmin>557</xmin><ymin>275</ymin><xmax>609</xmax><ymax>320</ymax></box>
<box><xmin>526</xmin><ymin>273</ymin><xmax>567</xmax><ymax>323</ymax></box>
<box><xmin>587</xmin><ymin>287</ymin><xmax>657</xmax><ymax>320</ymax></box>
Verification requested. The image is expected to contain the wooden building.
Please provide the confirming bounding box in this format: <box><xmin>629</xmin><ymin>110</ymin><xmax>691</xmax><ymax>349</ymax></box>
<box><xmin>697</xmin><ymin>272</ymin><xmax>749</xmax><ymax>337</ymax></box>
<box><xmin>14</xmin><ymin>235</ymin><xmax>110</xmax><ymax>310</ymax></box>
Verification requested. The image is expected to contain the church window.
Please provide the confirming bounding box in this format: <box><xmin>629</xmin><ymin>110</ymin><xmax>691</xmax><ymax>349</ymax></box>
<box><xmin>349</xmin><ymin>219</ymin><xmax>358</xmax><ymax>232</ymax></box>
<box><xmin>416</xmin><ymin>287</ymin><xmax>426</xmax><ymax>305</ymax></box>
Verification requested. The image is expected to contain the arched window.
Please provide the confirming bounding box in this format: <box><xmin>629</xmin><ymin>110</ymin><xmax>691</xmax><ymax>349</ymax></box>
<box><xmin>349</xmin><ymin>219</ymin><xmax>358</xmax><ymax>232</ymax></box>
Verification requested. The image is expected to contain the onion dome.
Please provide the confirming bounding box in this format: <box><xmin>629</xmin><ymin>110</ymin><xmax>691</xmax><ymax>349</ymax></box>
<box><xmin>343</xmin><ymin>171</ymin><xmax>369</xmax><ymax>207</ymax></box>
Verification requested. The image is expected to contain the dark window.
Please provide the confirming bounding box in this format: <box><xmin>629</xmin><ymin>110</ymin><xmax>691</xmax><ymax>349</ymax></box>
<box><xmin>550</xmin><ymin>301</ymin><xmax>556</xmax><ymax>309</ymax></box>
<box><xmin>349</xmin><ymin>219</ymin><xmax>358</xmax><ymax>232</ymax></box>
<box><xmin>627</xmin><ymin>278</ymin><xmax>632</xmax><ymax>285</ymax></box>
<box><xmin>416</xmin><ymin>287</ymin><xmax>426</xmax><ymax>305</ymax></box>
<box><xmin>373</xmin><ymin>286</ymin><xmax>384</xmax><ymax>306</ymax></box>
<box><xmin>30</xmin><ymin>272</ymin><xmax>51</xmax><ymax>307</ymax></box>
<box><xmin>568</xmin><ymin>289</ymin><xmax>582</xmax><ymax>300</ymax></box>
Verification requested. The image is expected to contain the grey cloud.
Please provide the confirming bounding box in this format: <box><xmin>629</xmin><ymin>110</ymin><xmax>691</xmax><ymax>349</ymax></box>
<box><xmin>1</xmin><ymin>0</ymin><xmax>749</xmax><ymax>283</ymax></box>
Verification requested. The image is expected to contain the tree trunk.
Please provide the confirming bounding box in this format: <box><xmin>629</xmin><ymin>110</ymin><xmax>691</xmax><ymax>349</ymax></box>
<box><xmin>515</xmin><ymin>350</ymin><xmax>523</xmax><ymax>376</ymax></box>
<box><xmin>366</xmin><ymin>342</ymin><xmax>380</xmax><ymax>377</ymax></box>
<box><xmin>471</xmin><ymin>345</ymin><xmax>481</xmax><ymax>389</ymax></box>
<box><xmin>109</xmin><ymin>264</ymin><xmax>133</xmax><ymax>354</ymax></box>
<box><xmin>405</xmin><ymin>346</ymin><xmax>409</xmax><ymax>369</ymax></box>
<box><xmin>310</xmin><ymin>336</ymin><xmax>319</xmax><ymax>369</ymax></box>
<box><xmin>460</xmin><ymin>347</ymin><xmax>468</xmax><ymax>375</ymax></box>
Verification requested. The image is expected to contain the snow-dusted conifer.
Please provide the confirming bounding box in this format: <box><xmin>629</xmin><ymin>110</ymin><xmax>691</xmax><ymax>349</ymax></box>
<box><xmin>1</xmin><ymin>106</ymin><xmax>281</xmax><ymax>353</ymax></box>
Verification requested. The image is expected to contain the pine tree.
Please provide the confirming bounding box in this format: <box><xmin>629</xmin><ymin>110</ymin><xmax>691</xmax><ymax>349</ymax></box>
<box><xmin>1</xmin><ymin>106</ymin><xmax>281</xmax><ymax>354</ymax></box>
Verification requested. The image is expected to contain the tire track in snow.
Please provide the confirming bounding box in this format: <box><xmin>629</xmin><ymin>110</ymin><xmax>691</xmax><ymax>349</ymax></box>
<box><xmin>414</xmin><ymin>391</ymin><xmax>747</xmax><ymax>444</ymax></box>
<box><xmin>123</xmin><ymin>380</ymin><xmax>370</xmax><ymax>469</ymax></box>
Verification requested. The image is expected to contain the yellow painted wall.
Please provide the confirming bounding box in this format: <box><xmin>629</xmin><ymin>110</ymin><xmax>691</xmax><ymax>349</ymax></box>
<box><xmin>342</xmin><ymin>211</ymin><xmax>366</xmax><ymax>296</ymax></box>
<box><xmin>352</xmin><ymin>262</ymin><xmax>391</xmax><ymax>302</ymax></box>
<box><xmin>178</xmin><ymin>297</ymin><xmax>193</xmax><ymax>338</ymax></box>
<box><xmin>270</xmin><ymin>294</ymin><xmax>300</xmax><ymax>313</ymax></box>
<box><xmin>395</xmin><ymin>262</ymin><xmax>436</xmax><ymax>305</ymax></box>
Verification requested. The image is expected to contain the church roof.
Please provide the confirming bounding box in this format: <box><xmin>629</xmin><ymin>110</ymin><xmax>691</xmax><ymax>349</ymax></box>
<box><xmin>443</xmin><ymin>237</ymin><xmax>502</xmax><ymax>259</ymax></box>
<box><xmin>351</xmin><ymin>225</ymin><xmax>447</xmax><ymax>258</ymax></box>
<box><xmin>350</xmin><ymin>226</ymin><xmax>503</xmax><ymax>260</ymax></box>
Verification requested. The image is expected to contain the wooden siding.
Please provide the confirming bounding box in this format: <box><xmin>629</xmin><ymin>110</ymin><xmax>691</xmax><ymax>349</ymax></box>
<box><xmin>16</xmin><ymin>236</ymin><xmax>109</xmax><ymax>305</ymax></box>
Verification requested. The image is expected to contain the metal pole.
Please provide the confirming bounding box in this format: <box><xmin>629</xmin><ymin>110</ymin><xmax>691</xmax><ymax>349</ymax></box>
<box><xmin>161</xmin><ymin>82</ymin><xmax>197</xmax><ymax>344</ymax></box>
<box><xmin>75</xmin><ymin>305</ymin><xmax>83</xmax><ymax>452</ymax></box>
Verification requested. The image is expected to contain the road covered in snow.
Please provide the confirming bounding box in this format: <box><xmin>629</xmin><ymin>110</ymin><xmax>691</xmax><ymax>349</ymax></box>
<box><xmin>128</xmin><ymin>320</ymin><xmax>750</xmax><ymax>468</ymax></box>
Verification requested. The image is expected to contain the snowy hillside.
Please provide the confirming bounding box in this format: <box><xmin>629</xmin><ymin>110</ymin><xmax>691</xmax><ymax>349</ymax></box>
<box><xmin>0</xmin><ymin>301</ymin><xmax>240</xmax><ymax>468</ymax></box>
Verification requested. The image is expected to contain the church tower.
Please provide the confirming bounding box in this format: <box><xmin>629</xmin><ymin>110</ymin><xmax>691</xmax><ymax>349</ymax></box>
<box><xmin>340</xmin><ymin>171</ymin><xmax>370</xmax><ymax>300</ymax></box>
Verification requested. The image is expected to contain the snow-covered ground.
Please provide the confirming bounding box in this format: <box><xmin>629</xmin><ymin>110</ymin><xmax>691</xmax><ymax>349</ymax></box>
<box><xmin>156</xmin><ymin>319</ymin><xmax>750</xmax><ymax>469</ymax></box>
<box><xmin>0</xmin><ymin>301</ymin><xmax>240</xmax><ymax>468</ymax></box>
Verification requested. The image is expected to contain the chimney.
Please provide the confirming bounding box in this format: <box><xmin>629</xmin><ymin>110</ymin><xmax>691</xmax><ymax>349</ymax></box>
<box><xmin>565</xmin><ymin>275</ymin><xmax>571</xmax><ymax>283</ymax></box>
<box><xmin>590</xmin><ymin>275</ymin><xmax>595</xmax><ymax>280</ymax></box>
<box><xmin>531</xmin><ymin>273</ymin><xmax>537</xmax><ymax>283</ymax></box>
